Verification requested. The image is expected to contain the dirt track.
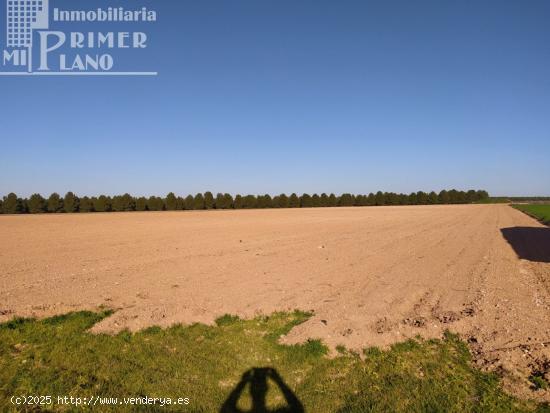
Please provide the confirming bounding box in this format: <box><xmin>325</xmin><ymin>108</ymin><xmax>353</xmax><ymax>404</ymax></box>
<box><xmin>1</xmin><ymin>205</ymin><xmax>549</xmax><ymax>399</ymax></box>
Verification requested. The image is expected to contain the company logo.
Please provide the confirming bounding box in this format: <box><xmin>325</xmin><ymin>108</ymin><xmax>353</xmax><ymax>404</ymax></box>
<box><xmin>1</xmin><ymin>0</ymin><xmax>157</xmax><ymax>76</ymax></box>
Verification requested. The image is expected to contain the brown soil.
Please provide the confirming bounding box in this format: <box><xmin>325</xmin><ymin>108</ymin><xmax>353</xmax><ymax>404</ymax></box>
<box><xmin>1</xmin><ymin>205</ymin><xmax>549</xmax><ymax>400</ymax></box>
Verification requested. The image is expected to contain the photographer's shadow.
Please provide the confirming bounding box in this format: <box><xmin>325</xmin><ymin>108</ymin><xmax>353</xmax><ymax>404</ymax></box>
<box><xmin>501</xmin><ymin>227</ymin><xmax>550</xmax><ymax>263</ymax></box>
<box><xmin>220</xmin><ymin>367</ymin><xmax>304</xmax><ymax>413</ymax></box>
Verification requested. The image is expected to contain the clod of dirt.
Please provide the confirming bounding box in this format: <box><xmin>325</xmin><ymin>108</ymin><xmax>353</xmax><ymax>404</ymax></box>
<box><xmin>342</xmin><ymin>328</ymin><xmax>353</xmax><ymax>337</ymax></box>
<box><xmin>436</xmin><ymin>311</ymin><xmax>460</xmax><ymax>324</ymax></box>
<box><xmin>375</xmin><ymin>318</ymin><xmax>393</xmax><ymax>334</ymax></box>
<box><xmin>461</xmin><ymin>307</ymin><xmax>476</xmax><ymax>317</ymax></box>
<box><xmin>403</xmin><ymin>317</ymin><xmax>427</xmax><ymax>328</ymax></box>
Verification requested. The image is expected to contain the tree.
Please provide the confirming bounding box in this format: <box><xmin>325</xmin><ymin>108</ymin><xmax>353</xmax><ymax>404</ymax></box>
<box><xmin>366</xmin><ymin>193</ymin><xmax>375</xmax><ymax>206</ymax></box>
<box><xmin>339</xmin><ymin>193</ymin><xmax>354</xmax><ymax>207</ymax></box>
<box><xmin>3</xmin><ymin>193</ymin><xmax>23</xmax><ymax>214</ymax></box>
<box><xmin>1</xmin><ymin>188</ymin><xmax>491</xmax><ymax>215</ymax></box>
<box><xmin>427</xmin><ymin>191</ymin><xmax>438</xmax><ymax>204</ymax></box>
<box><xmin>300</xmin><ymin>193</ymin><xmax>313</xmax><ymax>208</ymax></box>
<box><xmin>243</xmin><ymin>195</ymin><xmax>257</xmax><ymax>209</ymax></box>
<box><xmin>27</xmin><ymin>193</ymin><xmax>46</xmax><ymax>213</ymax></box>
<box><xmin>312</xmin><ymin>194</ymin><xmax>321</xmax><ymax>207</ymax></box>
<box><xmin>416</xmin><ymin>191</ymin><xmax>428</xmax><ymax>205</ymax></box>
<box><xmin>476</xmin><ymin>190</ymin><xmax>489</xmax><ymax>201</ymax></box>
<box><xmin>46</xmin><ymin>193</ymin><xmax>62</xmax><ymax>213</ymax></box>
<box><xmin>454</xmin><ymin>190</ymin><xmax>467</xmax><ymax>204</ymax></box>
<box><xmin>354</xmin><ymin>195</ymin><xmax>366</xmax><ymax>206</ymax></box>
<box><xmin>215</xmin><ymin>193</ymin><xmax>225</xmax><ymax>209</ymax></box>
<box><xmin>176</xmin><ymin>197</ymin><xmax>185</xmax><ymax>210</ymax></box>
<box><xmin>223</xmin><ymin>193</ymin><xmax>234</xmax><ymax>209</ymax></box>
<box><xmin>215</xmin><ymin>193</ymin><xmax>234</xmax><ymax>209</ymax></box>
<box><xmin>204</xmin><ymin>192</ymin><xmax>215</xmax><ymax>209</ymax></box>
<box><xmin>466</xmin><ymin>190</ymin><xmax>477</xmax><ymax>203</ymax></box>
<box><xmin>374</xmin><ymin>191</ymin><xmax>385</xmax><ymax>206</ymax></box>
<box><xmin>438</xmin><ymin>190</ymin><xmax>450</xmax><ymax>204</ymax></box>
<box><xmin>194</xmin><ymin>193</ymin><xmax>205</xmax><ymax>210</ymax></box>
<box><xmin>112</xmin><ymin>193</ymin><xmax>135</xmax><ymax>212</ymax></box>
<box><xmin>234</xmin><ymin>194</ymin><xmax>244</xmax><ymax>209</ymax></box>
<box><xmin>147</xmin><ymin>196</ymin><xmax>164</xmax><ymax>211</ymax></box>
<box><xmin>136</xmin><ymin>197</ymin><xmax>148</xmax><ymax>211</ymax></box>
<box><xmin>277</xmin><ymin>194</ymin><xmax>289</xmax><ymax>208</ymax></box>
<box><xmin>448</xmin><ymin>189</ymin><xmax>458</xmax><ymax>204</ymax></box>
<box><xmin>123</xmin><ymin>193</ymin><xmax>136</xmax><ymax>211</ymax></box>
<box><xmin>79</xmin><ymin>196</ymin><xmax>94</xmax><ymax>213</ymax></box>
<box><xmin>63</xmin><ymin>192</ymin><xmax>79</xmax><ymax>213</ymax></box>
<box><xmin>112</xmin><ymin>196</ymin><xmax>123</xmax><ymax>212</ymax></box>
<box><xmin>386</xmin><ymin>192</ymin><xmax>400</xmax><ymax>205</ymax></box>
<box><xmin>184</xmin><ymin>195</ymin><xmax>195</xmax><ymax>210</ymax></box>
<box><xmin>257</xmin><ymin>194</ymin><xmax>272</xmax><ymax>208</ymax></box>
<box><xmin>93</xmin><ymin>195</ymin><xmax>111</xmax><ymax>212</ymax></box>
<box><xmin>166</xmin><ymin>192</ymin><xmax>178</xmax><ymax>211</ymax></box>
<box><xmin>288</xmin><ymin>193</ymin><xmax>300</xmax><ymax>208</ymax></box>
<box><xmin>21</xmin><ymin>198</ymin><xmax>29</xmax><ymax>213</ymax></box>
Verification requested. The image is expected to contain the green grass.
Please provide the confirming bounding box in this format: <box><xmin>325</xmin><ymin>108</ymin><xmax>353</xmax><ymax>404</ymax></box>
<box><xmin>0</xmin><ymin>311</ymin><xmax>548</xmax><ymax>412</ymax></box>
<box><xmin>476</xmin><ymin>197</ymin><xmax>510</xmax><ymax>204</ymax></box>
<box><xmin>513</xmin><ymin>204</ymin><xmax>550</xmax><ymax>225</ymax></box>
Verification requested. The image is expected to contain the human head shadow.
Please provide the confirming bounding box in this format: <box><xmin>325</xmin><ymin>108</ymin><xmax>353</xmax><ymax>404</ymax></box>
<box><xmin>220</xmin><ymin>367</ymin><xmax>304</xmax><ymax>413</ymax></box>
<box><xmin>500</xmin><ymin>227</ymin><xmax>550</xmax><ymax>263</ymax></box>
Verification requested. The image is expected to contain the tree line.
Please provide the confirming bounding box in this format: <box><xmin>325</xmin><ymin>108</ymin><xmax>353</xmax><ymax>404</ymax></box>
<box><xmin>0</xmin><ymin>190</ymin><xmax>489</xmax><ymax>214</ymax></box>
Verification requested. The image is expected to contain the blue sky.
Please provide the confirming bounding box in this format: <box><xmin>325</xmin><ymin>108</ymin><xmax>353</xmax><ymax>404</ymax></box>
<box><xmin>1</xmin><ymin>0</ymin><xmax>549</xmax><ymax>197</ymax></box>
